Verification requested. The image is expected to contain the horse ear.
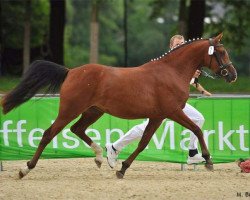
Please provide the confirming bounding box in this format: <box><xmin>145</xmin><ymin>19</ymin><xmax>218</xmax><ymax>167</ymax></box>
<box><xmin>214</xmin><ymin>33</ymin><xmax>223</xmax><ymax>43</ymax></box>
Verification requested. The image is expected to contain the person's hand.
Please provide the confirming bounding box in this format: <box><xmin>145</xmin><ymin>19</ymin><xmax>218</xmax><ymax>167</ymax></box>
<box><xmin>202</xmin><ymin>90</ymin><xmax>212</xmax><ymax>96</ymax></box>
<box><xmin>193</xmin><ymin>70</ymin><xmax>201</xmax><ymax>78</ymax></box>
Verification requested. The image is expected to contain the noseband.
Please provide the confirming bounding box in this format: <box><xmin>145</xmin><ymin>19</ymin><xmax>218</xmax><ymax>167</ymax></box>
<box><xmin>208</xmin><ymin>38</ymin><xmax>232</xmax><ymax>77</ymax></box>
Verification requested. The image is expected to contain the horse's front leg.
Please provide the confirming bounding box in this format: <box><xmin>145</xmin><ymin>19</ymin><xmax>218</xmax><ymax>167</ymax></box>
<box><xmin>116</xmin><ymin>119</ymin><xmax>163</xmax><ymax>179</ymax></box>
<box><xmin>170</xmin><ymin>109</ymin><xmax>213</xmax><ymax>171</ymax></box>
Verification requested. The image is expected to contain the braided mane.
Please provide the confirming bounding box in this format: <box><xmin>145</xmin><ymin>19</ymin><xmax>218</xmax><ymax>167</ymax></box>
<box><xmin>150</xmin><ymin>38</ymin><xmax>207</xmax><ymax>62</ymax></box>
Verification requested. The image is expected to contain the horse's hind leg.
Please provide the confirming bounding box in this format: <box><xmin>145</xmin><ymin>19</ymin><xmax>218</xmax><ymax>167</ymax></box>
<box><xmin>70</xmin><ymin>107</ymin><xmax>104</xmax><ymax>168</ymax></box>
<box><xmin>19</xmin><ymin>116</ymin><xmax>77</xmax><ymax>179</ymax></box>
<box><xmin>116</xmin><ymin>118</ymin><xmax>163</xmax><ymax>179</ymax></box>
<box><xmin>169</xmin><ymin>109</ymin><xmax>213</xmax><ymax>171</ymax></box>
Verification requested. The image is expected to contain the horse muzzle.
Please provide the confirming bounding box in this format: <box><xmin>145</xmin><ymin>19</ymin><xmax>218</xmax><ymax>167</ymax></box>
<box><xmin>225</xmin><ymin>70</ymin><xmax>237</xmax><ymax>83</ymax></box>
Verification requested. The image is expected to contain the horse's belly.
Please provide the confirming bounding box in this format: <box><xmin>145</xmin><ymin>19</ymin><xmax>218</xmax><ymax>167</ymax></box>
<box><xmin>98</xmin><ymin>99</ymin><xmax>169</xmax><ymax>119</ymax></box>
<box><xmin>106</xmin><ymin>109</ymin><xmax>162</xmax><ymax>120</ymax></box>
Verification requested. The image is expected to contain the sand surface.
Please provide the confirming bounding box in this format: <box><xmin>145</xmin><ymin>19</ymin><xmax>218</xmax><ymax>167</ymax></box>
<box><xmin>0</xmin><ymin>158</ymin><xmax>249</xmax><ymax>200</ymax></box>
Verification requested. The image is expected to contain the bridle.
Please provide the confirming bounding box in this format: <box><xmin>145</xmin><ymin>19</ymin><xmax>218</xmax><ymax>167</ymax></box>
<box><xmin>208</xmin><ymin>38</ymin><xmax>232</xmax><ymax>77</ymax></box>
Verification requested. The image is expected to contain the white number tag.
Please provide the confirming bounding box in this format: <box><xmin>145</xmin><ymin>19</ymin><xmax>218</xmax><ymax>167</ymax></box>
<box><xmin>208</xmin><ymin>46</ymin><xmax>214</xmax><ymax>55</ymax></box>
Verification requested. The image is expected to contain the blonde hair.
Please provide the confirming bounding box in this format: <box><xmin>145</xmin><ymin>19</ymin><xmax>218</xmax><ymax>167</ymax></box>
<box><xmin>170</xmin><ymin>35</ymin><xmax>184</xmax><ymax>49</ymax></box>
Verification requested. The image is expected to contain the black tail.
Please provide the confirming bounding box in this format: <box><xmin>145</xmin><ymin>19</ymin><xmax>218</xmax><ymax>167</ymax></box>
<box><xmin>1</xmin><ymin>60</ymin><xmax>69</xmax><ymax>114</ymax></box>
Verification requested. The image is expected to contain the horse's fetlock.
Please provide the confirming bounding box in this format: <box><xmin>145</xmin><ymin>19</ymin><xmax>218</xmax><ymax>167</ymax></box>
<box><xmin>122</xmin><ymin>161</ymin><xmax>130</xmax><ymax>170</ymax></box>
<box><xmin>27</xmin><ymin>161</ymin><xmax>35</xmax><ymax>169</ymax></box>
<box><xmin>202</xmin><ymin>154</ymin><xmax>210</xmax><ymax>161</ymax></box>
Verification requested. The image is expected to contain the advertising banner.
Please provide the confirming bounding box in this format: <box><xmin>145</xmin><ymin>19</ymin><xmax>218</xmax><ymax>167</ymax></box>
<box><xmin>0</xmin><ymin>97</ymin><xmax>249</xmax><ymax>163</ymax></box>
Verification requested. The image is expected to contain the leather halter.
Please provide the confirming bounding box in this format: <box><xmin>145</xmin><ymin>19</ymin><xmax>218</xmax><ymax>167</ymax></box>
<box><xmin>208</xmin><ymin>38</ymin><xmax>232</xmax><ymax>77</ymax></box>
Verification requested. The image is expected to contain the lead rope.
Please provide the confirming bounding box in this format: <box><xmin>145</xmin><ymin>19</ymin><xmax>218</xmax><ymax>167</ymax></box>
<box><xmin>201</xmin><ymin>69</ymin><xmax>216</xmax><ymax>79</ymax></box>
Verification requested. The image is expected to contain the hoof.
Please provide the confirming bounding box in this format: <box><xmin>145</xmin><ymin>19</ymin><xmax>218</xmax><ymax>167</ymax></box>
<box><xmin>94</xmin><ymin>158</ymin><xmax>102</xmax><ymax>168</ymax></box>
<box><xmin>116</xmin><ymin>171</ymin><xmax>124</xmax><ymax>179</ymax></box>
<box><xmin>18</xmin><ymin>170</ymin><xmax>25</xmax><ymax>179</ymax></box>
<box><xmin>205</xmin><ymin>163</ymin><xmax>214</xmax><ymax>171</ymax></box>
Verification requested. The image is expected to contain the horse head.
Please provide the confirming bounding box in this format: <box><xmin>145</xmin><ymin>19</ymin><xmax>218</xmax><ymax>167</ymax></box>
<box><xmin>203</xmin><ymin>33</ymin><xmax>237</xmax><ymax>83</ymax></box>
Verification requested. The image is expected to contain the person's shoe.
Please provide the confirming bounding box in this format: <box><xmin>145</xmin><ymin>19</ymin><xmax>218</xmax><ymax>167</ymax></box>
<box><xmin>105</xmin><ymin>143</ymin><xmax>119</xmax><ymax>168</ymax></box>
<box><xmin>187</xmin><ymin>153</ymin><xmax>206</xmax><ymax>164</ymax></box>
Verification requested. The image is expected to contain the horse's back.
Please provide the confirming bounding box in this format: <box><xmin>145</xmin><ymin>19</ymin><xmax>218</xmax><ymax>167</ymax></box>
<box><xmin>60</xmin><ymin>64</ymin><xmax>154</xmax><ymax>116</ymax></box>
<box><xmin>59</xmin><ymin>63</ymin><xmax>186</xmax><ymax>119</ymax></box>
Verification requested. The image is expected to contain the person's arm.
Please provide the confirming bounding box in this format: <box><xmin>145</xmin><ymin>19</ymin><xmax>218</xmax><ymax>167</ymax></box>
<box><xmin>191</xmin><ymin>70</ymin><xmax>212</xmax><ymax>96</ymax></box>
<box><xmin>191</xmin><ymin>82</ymin><xmax>212</xmax><ymax>96</ymax></box>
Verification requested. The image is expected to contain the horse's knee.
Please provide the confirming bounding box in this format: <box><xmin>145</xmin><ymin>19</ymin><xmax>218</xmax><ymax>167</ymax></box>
<box><xmin>193</xmin><ymin>126</ymin><xmax>201</xmax><ymax>133</ymax></box>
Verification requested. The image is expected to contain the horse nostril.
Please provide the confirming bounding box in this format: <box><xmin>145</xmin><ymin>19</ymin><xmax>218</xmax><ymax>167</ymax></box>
<box><xmin>230</xmin><ymin>73</ymin><xmax>237</xmax><ymax>83</ymax></box>
<box><xmin>233</xmin><ymin>73</ymin><xmax>237</xmax><ymax>82</ymax></box>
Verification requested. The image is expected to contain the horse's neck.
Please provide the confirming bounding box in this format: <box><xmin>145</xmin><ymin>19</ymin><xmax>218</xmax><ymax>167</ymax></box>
<box><xmin>163</xmin><ymin>43</ymin><xmax>207</xmax><ymax>83</ymax></box>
